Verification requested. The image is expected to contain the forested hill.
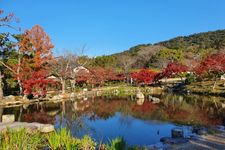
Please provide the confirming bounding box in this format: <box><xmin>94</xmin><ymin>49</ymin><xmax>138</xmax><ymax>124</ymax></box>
<box><xmin>156</xmin><ymin>29</ymin><xmax>225</xmax><ymax>50</ymax></box>
<box><xmin>91</xmin><ymin>29</ymin><xmax>225</xmax><ymax>69</ymax></box>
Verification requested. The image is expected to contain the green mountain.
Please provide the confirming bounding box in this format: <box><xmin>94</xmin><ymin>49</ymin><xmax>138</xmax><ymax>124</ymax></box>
<box><xmin>157</xmin><ymin>29</ymin><xmax>225</xmax><ymax>50</ymax></box>
<box><xmin>91</xmin><ymin>29</ymin><xmax>225</xmax><ymax>69</ymax></box>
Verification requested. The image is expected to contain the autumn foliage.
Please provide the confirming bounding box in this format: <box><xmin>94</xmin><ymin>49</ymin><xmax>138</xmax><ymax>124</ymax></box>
<box><xmin>76</xmin><ymin>67</ymin><xmax>123</xmax><ymax>86</ymax></box>
<box><xmin>0</xmin><ymin>9</ymin><xmax>19</xmax><ymax>27</ymax></box>
<box><xmin>131</xmin><ymin>69</ymin><xmax>158</xmax><ymax>85</ymax></box>
<box><xmin>194</xmin><ymin>53</ymin><xmax>225</xmax><ymax>77</ymax></box>
<box><xmin>17</xmin><ymin>25</ymin><xmax>55</xmax><ymax>96</ymax></box>
<box><xmin>161</xmin><ymin>62</ymin><xmax>188</xmax><ymax>78</ymax></box>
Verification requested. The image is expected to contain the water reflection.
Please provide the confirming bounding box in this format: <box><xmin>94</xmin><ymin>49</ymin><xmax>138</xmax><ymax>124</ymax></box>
<box><xmin>136</xmin><ymin>98</ymin><xmax>144</xmax><ymax>105</ymax></box>
<box><xmin>1</xmin><ymin>93</ymin><xmax>225</xmax><ymax>145</ymax></box>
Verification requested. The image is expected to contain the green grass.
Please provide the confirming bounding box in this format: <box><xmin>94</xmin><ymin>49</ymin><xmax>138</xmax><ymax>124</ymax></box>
<box><xmin>186</xmin><ymin>80</ymin><xmax>225</xmax><ymax>95</ymax></box>
<box><xmin>105</xmin><ymin>137</ymin><xmax>126</xmax><ymax>150</ymax></box>
<box><xmin>0</xmin><ymin>128</ymin><xmax>134</xmax><ymax>150</ymax></box>
<box><xmin>0</xmin><ymin>128</ymin><xmax>96</xmax><ymax>150</ymax></box>
<box><xmin>0</xmin><ymin>128</ymin><xmax>43</xmax><ymax>150</ymax></box>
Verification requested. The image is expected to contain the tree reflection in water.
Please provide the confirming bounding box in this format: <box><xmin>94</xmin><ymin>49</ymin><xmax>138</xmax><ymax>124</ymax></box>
<box><xmin>55</xmin><ymin>100</ymin><xmax>92</xmax><ymax>137</ymax></box>
<box><xmin>1</xmin><ymin>93</ymin><xmax>224</xmax><ymax>139</ymax></box>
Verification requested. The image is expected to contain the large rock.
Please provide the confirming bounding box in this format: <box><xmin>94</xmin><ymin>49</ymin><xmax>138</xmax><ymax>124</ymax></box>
<box><xmin>30</xmin><ymin>123</ymin><xmax>55</xmax><ymax>133</ymax></box>
<box><xmin>222</xmin><ymin>103</ymin><xmax>225</xmax><ymax>108</ymax></box>
<box><xmin>171</xmin><ymin>128</ymin><xmax>184</xmax><ymax>138</ymax></box>
<box><xmin>160</xmin><ymin>137</ymin><xmax>188</xmax><ymax>144</ymax></box>
<box><xmin>0</xmin><ymin>122</ymin><xmax>54</xmax><ymax>133</ymax></box>
<box><xmin>5</xmin><ymin>95</ymin><xmax>16</xmax><ymax>101</ymax></box>
<box><xmin>146</xmin><ymin>142</ymin><xmax>169</xmax><ymax>149</ymax></box>
<box><xmin>51</xmin><ymin>94</ymin><xmax>63</xmax><ymax>100</ymax></box>
<box><xmin>192</xmin><ymin>127</ymin><xmax>208</xmax><ymax>135</ymax></box>
<box><xmin>148</xmin><ymin>95</ymin><xmax>160</xmax><ymax>104</ymax></box>
<box><xmin>2</xmin><ymin>114</ymin><xmax>15</xmax><ymax>123</ymax></box>
<box><xmin>70</xmin><ymin>92</ymin><xmax>75</xmax><ymax>98</ymax></box>
<box><xmin>136</xmin><ymin>98</ymin><xmax>145</xmax><ymax>105</ymax></box>
<box><xmin>136</xmin><ymin>91</ymin><xmax>144</xmax><ymax>99</ymax></box>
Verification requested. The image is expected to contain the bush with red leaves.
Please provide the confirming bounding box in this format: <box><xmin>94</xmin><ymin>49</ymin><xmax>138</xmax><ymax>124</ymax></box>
<box><xmin>161</xmin><ymin>62</ymin><xmax>188</xmax><ymax>78</ymax></box>
<box><xmin>131</xmin><ymin>69</ymin><xmax>159</xmax><ymax>85</ymax></box>
<box><xmin>194</xmin><ymin>53</ymin><xmax>225</xmax><ymax>77</ymax></box>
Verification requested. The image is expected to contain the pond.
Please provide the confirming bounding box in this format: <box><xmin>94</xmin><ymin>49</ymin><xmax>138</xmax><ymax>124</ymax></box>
<box><xmin>1</xmin><ymin>93</ymin><xmax>225</xmax><ymax>146</ymax></box>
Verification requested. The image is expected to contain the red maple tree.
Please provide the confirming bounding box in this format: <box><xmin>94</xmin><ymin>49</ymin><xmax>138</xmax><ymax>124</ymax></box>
<box><xmin>131</xmin><ymin>69</ymin><xmax>158</xmax><ymax>85</ymax></box>
<box><xmin>194</xmin><ymin>53</ymin><xmax>225</xmax><ymax>76</ymax></box>
<box><xmin>16</xmin><ymin>25</ymin><xmax>55</xmax><ymax>97</ymax></box>
<box><xmin>161</xmin><ymin>62</ymin><xmax>188</xmax><ymax>79</ymax></box>
<box><xmin>76</xmin><ymin>67</ymin><xmax>123</xmax><ymax>86</ymax></box>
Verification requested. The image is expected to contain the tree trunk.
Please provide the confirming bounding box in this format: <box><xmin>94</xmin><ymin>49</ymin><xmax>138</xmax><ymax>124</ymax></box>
<box><xmin>61</xmin><ymin>78</ymin><xmax>66</xmax><ymax>94</ymax></box>
<box><xmin>70</xmin><ymin>79</ymin><xmax>75</xmax><ymax>92</ymax></box>
<box><xmin>17</xmin><ymin>77</ymin><xmax>23</xmax><ymax>95</ymax></box>
<box><xmin>18</xmin><ymin>106</ymin><xmax>23</xmax><ymax>122</ymax></box>
<box><xmin>61</xmin><ymin>101</ymin><xmax>65</xmax><ymax>117</ymax></box>
<box><xmin>0</xmin><ymin>71</ymin><xmax>3</xmax><ymax>100</ymax></box>
<box><xmin>0</xmin><ymin>106</ymin><xmax>3</xmax><ymax>122</ymax></box>
<box><xmin>17</xmin><ymin>52</ymin><xmax>23</xmax><ymax>95</ymax></box>
<box><xmin>213</xmin><ymin>79</ymin><xmax>217</xmax><ymax>92</ymax></box>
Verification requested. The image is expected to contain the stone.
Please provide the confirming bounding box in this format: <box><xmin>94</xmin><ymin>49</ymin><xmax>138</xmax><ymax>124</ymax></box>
<box><xmin>47</xmin><ymin>110</ymin><xmax>60</xmax><ymax>116</ymax></box>
<box><xmin>136</xmin><ymin>98</ymin><xmax>145</xmax><ymax>105</ymax></box>
<box><xmin>136</xmin><ymin>91</ymin><xmax>144</xmax><ymax>99</ymax></box>
<box><xmin>197</xmin><ymin>129</ymin><xmax>208</xmax><ymax>135</ymax></box>
<box><xmin>5</xmin><ymin>95</ymin><xmax>16</xmax><ymax>101</ymax></box>
<box><xmin>22</xmin><ymin>104</ymin><xmax>29</xmax><ymax>109</ymax></box>
<box><xmin>70</xmin><ymin>92</ymin><xmax>75</xmax><ymax>98</ymax></box>
<box><xmin>192</xmin><ymin>127</ymin><xmax>207</xmax><ymax>135</ymax></box>
<box><xmin>221</xmin><ymin>74</ymin><xmax>225</xmax><ymax>80</ymax></box>
<box><xmin>0</xmin><ymin>122</ymin><xmax>55</xmax><ymax>133</ymax></box>
<box><xmin>146</xmin><ymin>142</ymin><xmax>169</xmax><ymax>149</ymax></box>
<box><xmin>160</xmin><ymin>137</ymin><xmax>188</xmax><ymax>144</ymax></box>
<box><xmin>171</xmin><ymin>128</ymin><xmax>184</xmax><ymax>138</ymax></box>
<box><xmin>114</xmin><ymin>89</ymin><xmax>119</xmax><ymax>95</ymax></box>
<box><xmin>2</xmin><ymin>114</ymin><xmax>15</xmax><ymax>123</ymax></box>
<box><xmin>51</xmin><ymin>94</ymin><xmax>63</xmax><ymax>100</ymax></box>
<box><xmin>23</xmin><ymin>95</ymin><xmax>29</xmax><ymax>100</ymax></box>
<box><xmin>222</xmin><ymin>103</ymin><xmax>225</xmax><ymax>108</ymax></box>
<box><xmin>83</xmin><ymin>97</ymin><xmax>88</xmax><ymax>101</ymax></box>
<box><xmin>149</xmin><ymin>95</ymin><xmax>160</xmax><ymax>103</ymax></box>
<box><xmin>32</xmin><ymin>123</ymin><xmax>55</xmax><ymax>133</ymax></box>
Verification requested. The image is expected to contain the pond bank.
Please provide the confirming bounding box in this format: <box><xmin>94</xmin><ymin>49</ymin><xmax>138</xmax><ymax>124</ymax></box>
<box><xmin>0</xmin><ymin>86</ymin><xmax>164</xmax><ymax>107</ymax></box>
<box><xmin>0</xmin><ymin>92</ymin><xmax>225</xmax><ymax>149</ymax></box>
<box><xmin>186</xmin><ymin>80</ymin><xmax>225</xmax><ymax>97</ymax></box>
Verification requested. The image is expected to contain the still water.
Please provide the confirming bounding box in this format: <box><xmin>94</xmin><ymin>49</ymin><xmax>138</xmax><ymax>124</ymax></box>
<box><xmin>1</xmin><ymin>93</ymin><xmax>225</xmax><ymax>146</ymax></box>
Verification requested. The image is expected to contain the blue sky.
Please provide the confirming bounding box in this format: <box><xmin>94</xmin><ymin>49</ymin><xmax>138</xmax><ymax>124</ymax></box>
<box><xmin>1</xmin><ymin>0</ymin><xmax>225</xmax><ymax>56</ymax></box>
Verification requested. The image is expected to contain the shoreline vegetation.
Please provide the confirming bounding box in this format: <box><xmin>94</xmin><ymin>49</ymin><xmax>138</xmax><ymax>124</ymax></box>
<box><xmin>186</xmin><ymin>80</ymin><xmax>225</xmax><ymax>96</ymax></box>
<box><xmin>1</xmin><ymin>80</ymin><xmax>225</xmax><ymax>107</ymax></box>
<box><xmin>0</xmin><ymin>127</ymin><xmax>140</xmax><ymax>150</ymax></box>
<box><xmin>0</xmin><ymin>127</ymin><xmax>224</xmax><ymax>150</ymax></box>
<box><xmin>0</xmin><ymin>85</ymin><xmax>164</xmax><ymax>107</ymax></box>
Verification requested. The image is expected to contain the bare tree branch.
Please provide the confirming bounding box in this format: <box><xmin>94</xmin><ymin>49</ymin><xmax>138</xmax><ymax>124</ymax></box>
<box><xmin>0</xmin><ymin>60</ymin><xmax>17</xmax><ymax>75</ymax></box>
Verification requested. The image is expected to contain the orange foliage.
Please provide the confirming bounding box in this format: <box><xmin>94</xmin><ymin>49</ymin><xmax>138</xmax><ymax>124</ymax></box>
<box><xmin>16</xmin><ymin>25</ymin><xmax>55</xmax><ymax>96</ymax></box>
<box><xmin>76</xmin><ymin>67</ymin><xmax>123</xmax><ymax>86</ymax></box>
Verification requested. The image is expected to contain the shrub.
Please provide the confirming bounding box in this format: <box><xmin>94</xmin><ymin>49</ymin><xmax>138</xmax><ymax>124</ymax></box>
<box><xmin>105</xmin><ymin>137</ymin><xmax>126</xmax><ymax>150</ymax></box>
<box><xmin>46</xmin><ymin>128</ymin><xmax>96</xmax><ymax>150</ymax></box>
<box><xmin>0</xmin><ymin>128</ymin><xmax>43</xmax><ymax>150</ymax></box>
